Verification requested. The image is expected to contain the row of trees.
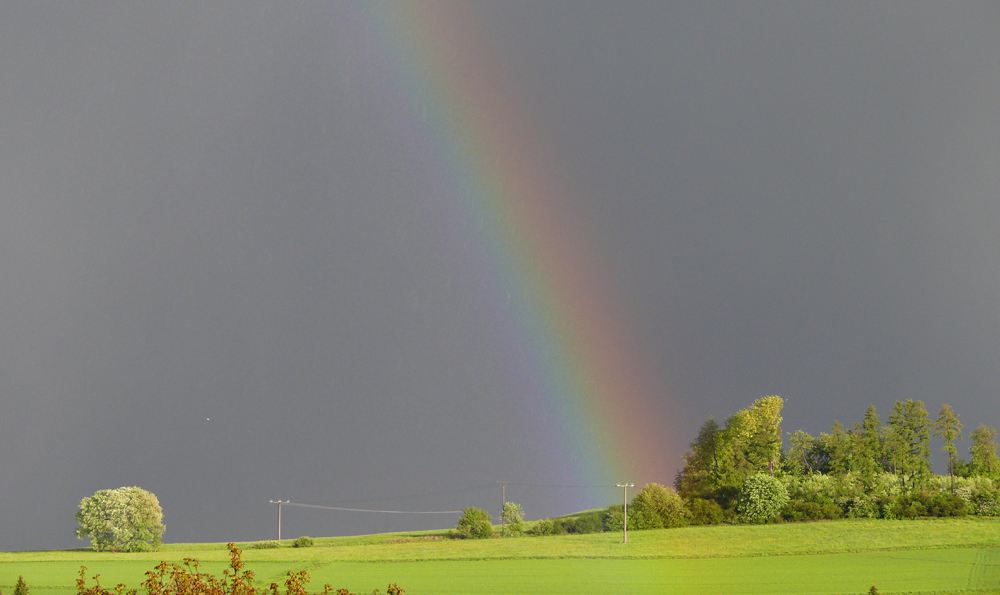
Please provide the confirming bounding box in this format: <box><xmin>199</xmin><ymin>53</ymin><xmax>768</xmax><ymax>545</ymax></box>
<box><xmin>667</xmin><ymin>396</ymin><xmax>1000</xmax><ymax>523</ymax></box>
<box><xmin>477</xmin><ymin>396</ymin><xmax>1000</xmax><ymax>536</ymax></box>
<box><xmin>677</xmin><ymin>397</ymin><xmax>998</xmax><ymax>499</ymax></box>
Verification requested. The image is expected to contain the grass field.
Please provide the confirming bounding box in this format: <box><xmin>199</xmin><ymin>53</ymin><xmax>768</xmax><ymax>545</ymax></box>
<box><xmin>2</xmin><ymin>518</ymin><xmax>999</xmax><ymax>595</ymax></box>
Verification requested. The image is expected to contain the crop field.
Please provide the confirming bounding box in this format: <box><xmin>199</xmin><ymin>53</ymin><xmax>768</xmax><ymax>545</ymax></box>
<box><xmin>2</xmin><ymin>518</ymin><xmax>999</xmax><ymax>595</ymax></box>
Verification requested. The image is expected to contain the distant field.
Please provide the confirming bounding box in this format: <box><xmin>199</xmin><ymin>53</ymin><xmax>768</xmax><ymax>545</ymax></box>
<box><xmin>2</xmin><ymin>518</ymin><xmax>999</xmax><ymax>595</ymax></box>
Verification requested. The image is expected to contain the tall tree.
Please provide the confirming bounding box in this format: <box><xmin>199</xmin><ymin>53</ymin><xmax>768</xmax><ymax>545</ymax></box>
<box><xmin>933</xmin><ymin>404</ymin><xmax>963</xmax><ymax>493</ymax></box>
<box><xmin>853</xmin><ymin>406</ymin><xmax>883</xmax><ymax>485</ymax></box>
<box><xmin>823</xmin><ymin>421</ymin><xmax>852</xmax><ymax>476</ymax></box>
<box><xmin>724</xmin><ymin>395</ymin><xmax>784</xmax><ymax>480</ymax></box>
<box><xmin>676</xmin><ymin>396</ymin><xmax>784</xmax><ymax>498</ymax></box>
<box><xmin>969</xmin><ymin>424</ymin><xmax>999</xmax><ymax>477</ymax></box>
<box><xmin>887</xmin><ymin>400</ymin><xmax>932</xmax><ymax>489</ymax></box>
<box><xmin>675</xmin><ymin>418</ymin><xmax>723</xmax><ymax>498</ymax></box>
<box><xmin>785</xmin><ymin>430</ymin><xmax>819</xmax><ymax>476</ymax></box>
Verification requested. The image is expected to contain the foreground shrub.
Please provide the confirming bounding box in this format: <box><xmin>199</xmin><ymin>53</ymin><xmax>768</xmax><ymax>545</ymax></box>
<box><xmin>14</xmin><ymin>575</ymin><xmax>28</xmax><ymax>595</ymax></box>
<box><xmin>737</xmin><ymin>474</ymin><xmax>789</xmax><ymax>523</ymax></box>
<box><xmin>456</xmin><ymin>507</ymin><xmax>493</xmax><ymax>539</ymax></box>
<box><xmin>294</xmin><ymin>536</ymin><xmax>314</xmax><ymax>548</ymax></box>
<box><xmin>75</xmin><ymin>543</ymin><xmax>401</xmax><ymax>595</ymax></box>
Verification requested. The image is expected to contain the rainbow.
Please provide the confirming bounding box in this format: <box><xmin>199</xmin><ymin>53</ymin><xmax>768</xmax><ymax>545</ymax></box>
<box><xmin>364</xmin><ymin>4</ymin><xmax>675</xmax><ymax>495</ymax></box>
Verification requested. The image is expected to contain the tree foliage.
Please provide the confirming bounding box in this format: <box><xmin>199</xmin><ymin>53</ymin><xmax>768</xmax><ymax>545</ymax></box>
<box><xmin>933</xmin><ymin>404</ymin><xmax>964</xmax><ymax>492</ymax></box>
<box><xmin>676</xmin><ymin>396</ymin><xmax>784</xmax><ymax>498</ymax></box>
<box><xmin>456</xmin><ymin>507</ymin><xmax>492</xmax><ymax>539</ymax></box>
<box><xmin>13</xmin><ymin>576</ymin><xmax>28</xmax><ymax>595</ymax></box>
<box><xmin>886</xmin><ymin>400</ymin><xmax>932</xmax><ymax>488</ymax></box>
<box><xmin>969</xmin><ymin>425</ymin><xmax>999</xmax><ymax>477</ymax></box>
<box><xmin>628</xmin><ymin>483</ymin><xmax>690</xmax><ymax>530</ymax></box>
<box><xmin>75</xmin><ymin>486</ymin><xmax>164</xmax><ymax>552</ymax></box>
<box><xmin>500</xmin><ymin>502</ymin><xmax>524</xmax><ymax>535</ymax></box>
<box><xmin>736</xmin><ymin>473</ymin><xmax>789</xmax><ymax>524</ymax></box>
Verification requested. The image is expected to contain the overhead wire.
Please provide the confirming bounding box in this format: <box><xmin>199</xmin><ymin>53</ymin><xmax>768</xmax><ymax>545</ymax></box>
<box><xmin>283</xmin><ymin>501</ymin><xmax>463</xmax><ymax>514</ymax></box>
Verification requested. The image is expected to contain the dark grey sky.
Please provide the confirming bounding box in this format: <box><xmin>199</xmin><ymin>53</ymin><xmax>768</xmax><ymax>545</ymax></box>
<box><xmin>1</xmin><ymin>2</ymin><xmax>999</xmax><ymax>551</ymax></box>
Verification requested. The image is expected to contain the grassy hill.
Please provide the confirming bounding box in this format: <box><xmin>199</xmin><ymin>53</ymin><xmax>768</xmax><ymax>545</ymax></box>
<box><xmin>2</xmin><ymin>518</ymin><xmax>999</xmax><ymax>595</ymax></box>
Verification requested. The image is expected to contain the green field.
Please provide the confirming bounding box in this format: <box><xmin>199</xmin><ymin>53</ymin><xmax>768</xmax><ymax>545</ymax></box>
<box><xmin>2</xmin><ymin>518</ymin><xmax>999</xmax><ymax>595</ymax></box>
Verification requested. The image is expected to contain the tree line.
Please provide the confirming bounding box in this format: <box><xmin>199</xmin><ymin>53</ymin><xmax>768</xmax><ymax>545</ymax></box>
<box><xmin>454</xmin><ymin>396</ymin><xmax>1000</xmax><ymax>536</ymax></box>
<box><xmin>673</xmin><ymin>396</ymin><xmax>999</xmax><ymax>523</ymax></box>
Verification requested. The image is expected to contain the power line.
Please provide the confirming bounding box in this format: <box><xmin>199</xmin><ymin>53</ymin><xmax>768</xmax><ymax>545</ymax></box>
<box><xmin>501</xmin><ymin>482</ymin><xmax>621</xmax><ymax>488</ymax></box>
<box><xmin>316</xmin><ymin>483</ymin><xmax>495</xmax><ymax>506</ymax></box>
<box><xmin>283</xmin><ymin>501</ymin><xmax>463</xmax><ymax>514</ymax></box>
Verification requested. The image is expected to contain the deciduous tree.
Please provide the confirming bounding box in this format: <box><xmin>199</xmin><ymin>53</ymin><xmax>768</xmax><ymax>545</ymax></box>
<box><xmin>500</xmin><ymin>502</ymin><xmax>524</xmax><ymax>535</ymax></box>
<box><xmin>969</xmin><ymin>424</ymin><xmax>999</xmax><ymax>477</ymax></box>
<box><xmin>676</xmin><ymin>396</ymin><xmax>785</xmax><ymax>499</ymax></box>
<box><xmin>76</xmin><ymin>486</ymin><xmax>164</xmax><ymax>552</ymax></box>
<box><xmin>933</xmin><ymin>404</ymin><xmax>963</xmax><ymax>493</ymax></box>
<box><xmin>887</xmin><ymin>400</ymin><xmax>931</xmax><ymax>489</ymax></box>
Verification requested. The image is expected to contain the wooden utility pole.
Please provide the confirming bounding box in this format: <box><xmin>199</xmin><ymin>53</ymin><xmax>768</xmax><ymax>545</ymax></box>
<box><xmin>616</xmin><ymin>484</ymin><xmax>634</xmax><ymax>543</ymax></box>
<box><xmin>500</xmin><ymin>483</ymin><xmax>506</xmax><ymax>534</ymax></box>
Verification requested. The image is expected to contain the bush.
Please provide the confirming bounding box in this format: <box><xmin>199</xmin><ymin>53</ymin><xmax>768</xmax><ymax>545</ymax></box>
<box><xmin>75</xmin><ymin>543</ymin><xmax>399</xmax><ymax>595</ymax></box>
<box><xmin>737</xmin><ymin>474</ymin><xmax>789</xmax><ymax>523</ymax></box>
<box><xmin>841</xmin><ymin>495</ymin><xmax>878</xmax><ymax>519</ymax></box>
<box><xmin>562</xmin><ymin>512</ymin><xmax>604</xmax><ymax>534</ymax></box>
<box><xmin>13</xmin><ymin>576</ymin><xmax>27</xmax><ymax>595</ymax></box>
<box><xmin>927</xmin><ymin>493</ymin><xmax>968</xmax><ymax>517</ymax></box>
<box><xmin>252</xmin><ymin>540</ymin><xmax>280</xmax><ymax>549</ymax></box>
<box><xmin>603</xmin><ymin>505</ymin><xmax>624</xmax><ymax>532</ymax></box>
<box><xmin>686</xmin><ymin>498</ymin><xmax>724</xmax><ymax>525</ymax></box>
<box><xmin>781</xmin><ymin>500</ymin><xmax>822</xmax><ymax>522</ymax></box>
<box><xmin>456</xmin><ymin>507</ymin><xmax>493</xmax><ymax>539</ymax></box>
<box><xmin>293</xmin><ymin>536</ymin><xmax>314</xmax><ymax>548</ymax></box>
<box><xmin>976</xmin><ymin>497</ymin><xmax>1000</xmax><ymax>516</ymax></box>
<box><xmin>629</xmin><ymin>483</ymin><xmax>691</xmax><ymax>529</ymax></box>
<box><xmin>530</xmin><ymin>518</ymin><xmax>553</xmax><ymax>536</ymax></box>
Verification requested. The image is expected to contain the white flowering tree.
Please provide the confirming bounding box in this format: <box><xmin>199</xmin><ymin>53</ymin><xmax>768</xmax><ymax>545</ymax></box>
<box><xmin>76</xmin><ymin>486</ymin><xmax>164</xmax><ymax>551</ymax></box>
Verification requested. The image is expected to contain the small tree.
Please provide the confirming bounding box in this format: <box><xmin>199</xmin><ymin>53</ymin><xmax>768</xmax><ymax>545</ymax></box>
<box><xmin>76</xmin><ymin>486</ymin><xmax>164</xmax><ymax>552</ymax></box>
<box><xmin>736</xmin><ymin>473</ymin><xmax>789</xmax><ymax>524</ymax></box>
<box><xmin>13</xmin><ymin>576</ymin><xmax>27</xmax><ymax>595</ymax></box>
<box><xmin>500</xmin><ymin>502</ymin><xmax>524</xmax><ymax>535</ymax></box>
<box><xmin>456</xmin><ymin>507</ymin><xmax>492</xmax><ymax>539</ymax></box>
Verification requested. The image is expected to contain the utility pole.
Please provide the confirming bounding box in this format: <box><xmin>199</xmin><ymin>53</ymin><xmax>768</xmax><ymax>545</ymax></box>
<box><xmin>500</xmin><ymin>482</ymin><xmax>506</xmax><ymax>534</ymax></box>
<box><xmin>269</xmin><ymin>500</ymin><xmax>289</xmax><ymax>541</ymax></box>
<box><xmin>616</xmin><ymin>484</ymin><xmax>634</xmax><ymax>544</ymax></box>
